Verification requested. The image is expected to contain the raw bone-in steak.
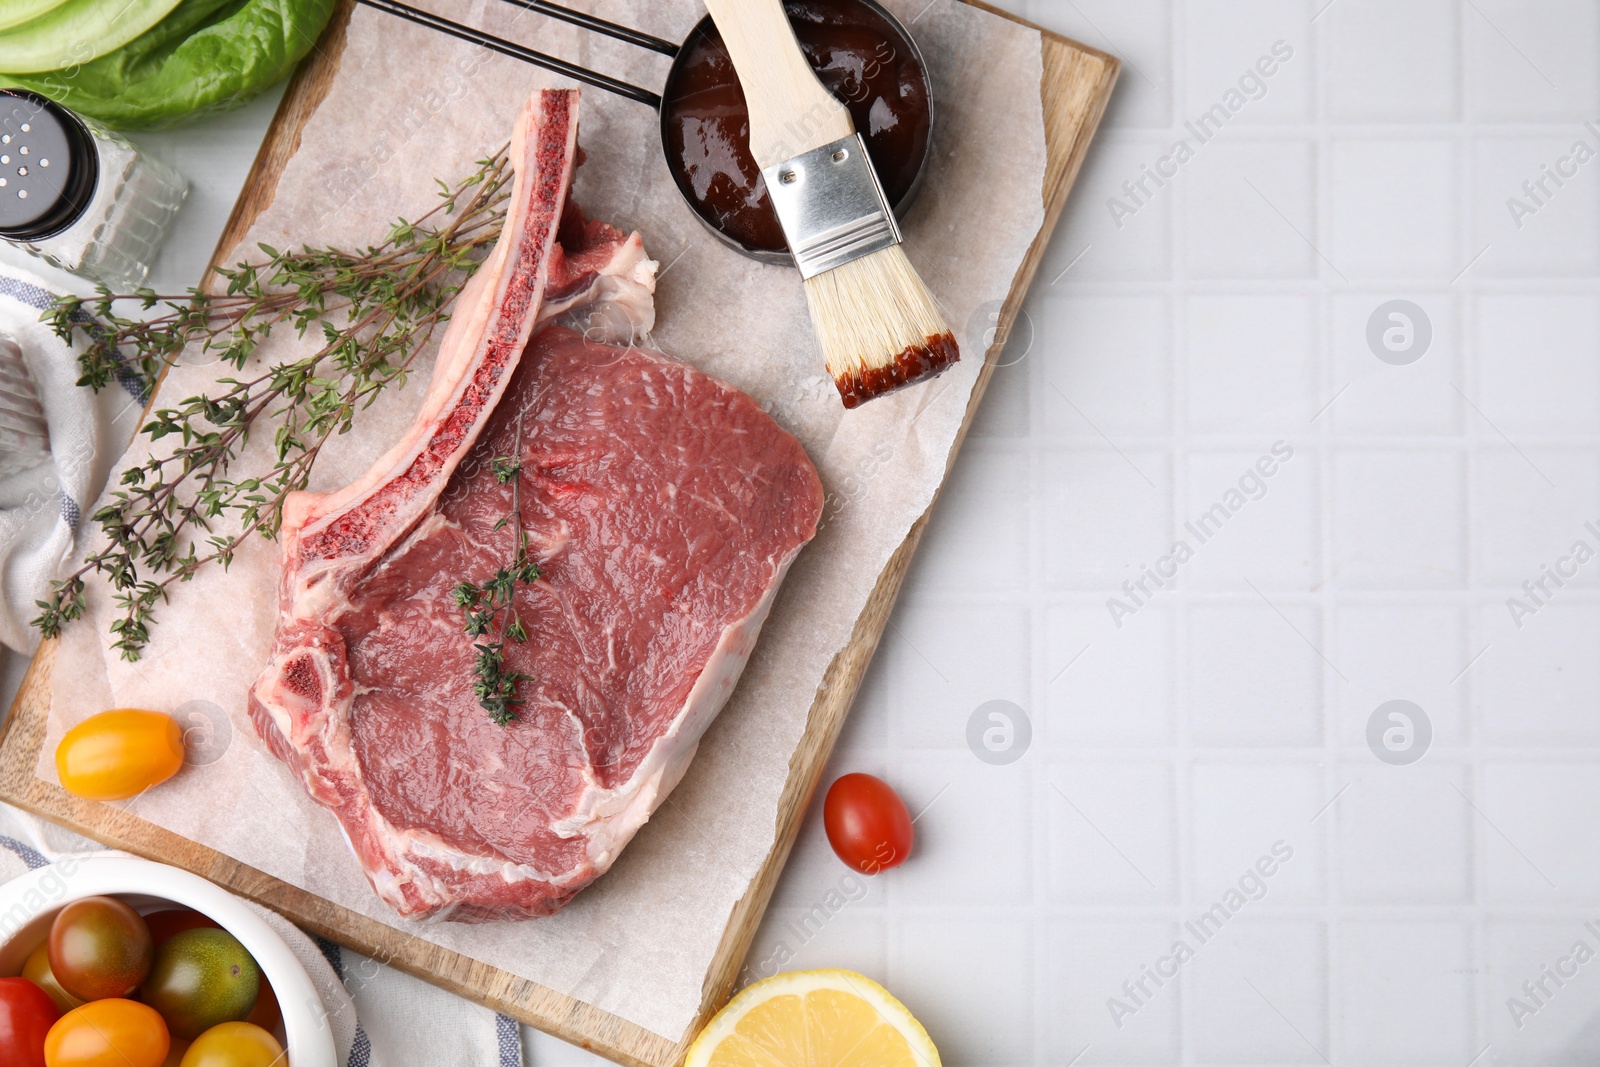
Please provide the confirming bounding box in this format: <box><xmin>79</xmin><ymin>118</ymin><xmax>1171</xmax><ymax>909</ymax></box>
<box><xmin>249</xmin><ymin>89</ymin><xmax>823</xmax><ymax>921</ymax></box>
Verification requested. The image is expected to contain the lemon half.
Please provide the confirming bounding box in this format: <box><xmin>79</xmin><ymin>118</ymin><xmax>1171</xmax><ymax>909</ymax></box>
<box><xmin>686</xmin><ymin>968</ymin><xmax>941</xmax><ymax>1067</ymax></box>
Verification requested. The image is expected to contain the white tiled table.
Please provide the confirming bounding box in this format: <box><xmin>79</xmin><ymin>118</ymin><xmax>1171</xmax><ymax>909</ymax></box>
<box><xmin>7</xmin><ymin>2</ymin><xmax>1600</xmax><ymax>1064</ymax></box>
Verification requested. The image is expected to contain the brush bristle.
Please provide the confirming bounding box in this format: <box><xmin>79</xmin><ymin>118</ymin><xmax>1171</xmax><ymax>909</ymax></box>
<box><xmin>802</xmin><ymin>246</ymin><xmax>960</xmax><ymax>408</ymax></box>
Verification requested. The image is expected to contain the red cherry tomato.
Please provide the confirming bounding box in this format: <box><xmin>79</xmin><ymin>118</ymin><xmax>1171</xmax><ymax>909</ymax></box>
<box><xmin>242</xmin><ymin>978</ymin><xmax>281</xmax><ymax>1042</ymax></box>
<box><xmin>143</xmin><ymin>909</ymin><xmax>222</xmax><ymax>948</ymax></box>
<box><xmin>0</xmin><ymin>977</ymin><xmax>60</xmax><ymax>1067</ymax></box>
<box><xmin>823</xmin><ymin>773</ymin><xmax>913</xmax><ymax>874</ymax></box>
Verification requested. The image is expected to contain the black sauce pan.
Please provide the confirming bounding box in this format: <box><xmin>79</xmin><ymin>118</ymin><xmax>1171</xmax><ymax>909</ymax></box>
<box><xmin>355</xmin><ymin>0</ymin><xmax>932</xmax><ymax>265</ymax></box>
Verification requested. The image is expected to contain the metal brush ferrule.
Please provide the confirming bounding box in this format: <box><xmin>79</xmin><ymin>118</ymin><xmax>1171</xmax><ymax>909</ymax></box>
<box><xmin>762</xmin><ymin>134</ymin><xmax>902</xmax><ymax>280</ymax></box>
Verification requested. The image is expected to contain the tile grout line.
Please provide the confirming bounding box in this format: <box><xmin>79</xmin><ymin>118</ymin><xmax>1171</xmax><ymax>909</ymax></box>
<box><xmin>1029</xmin><ymin>421</ymin><xmax>1048</xmax><ymax>1067</ymax></box>
<box><xmin>1170</xmin><ymin>3</ymin><xmax>1193</xmax><ymax>1059</ymax></box>
<box><xmin>1310</xmin><ymin>4</ymin><xmax>1344</xmax><ymax>1057</ymax></box>
<box><xmin>1457</xmin><ymin>39</ymin><xmax>1491</xmax><ymax>1045</ymax></box>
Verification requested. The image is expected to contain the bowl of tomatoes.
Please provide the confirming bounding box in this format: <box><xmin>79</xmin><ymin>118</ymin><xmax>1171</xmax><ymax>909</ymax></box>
<box><xmin>0</xmin><ymin>855</ymin><xmax>337</xmax><ymax>1067</ymax></box>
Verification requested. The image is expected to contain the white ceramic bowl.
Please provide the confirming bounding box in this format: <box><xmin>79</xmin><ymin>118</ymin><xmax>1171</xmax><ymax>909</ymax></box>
<box><xmin>0</xmin><ymin>855</ymin><xmax>336</xmax><ymax>1066</ymax></box>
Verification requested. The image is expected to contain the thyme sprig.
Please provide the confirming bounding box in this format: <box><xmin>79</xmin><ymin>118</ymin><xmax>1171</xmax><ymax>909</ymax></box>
<box><xmin>33</xmin><ymin>147</ymin><xmax>516</xmax><ymax>660</ymax></box>
<box><xmin>452</xmin><ymin>418</ymin><xmax>541</xmax><ymax>726</ymax></box>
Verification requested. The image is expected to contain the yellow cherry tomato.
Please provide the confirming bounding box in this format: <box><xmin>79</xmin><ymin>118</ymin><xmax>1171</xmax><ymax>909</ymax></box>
<box><xmin>179</xmin><ymin>1022</ymin><xmax>284</xmax><ymax>1067</ymax></box>
<box><xmin>44</xmin><ymin>998</ymin><xmax>169</xmax><ymax>1067</ymax></box>
<box><xmin>23</xmin><ymin>942</ymin><xmax>85</xmax><ymax>1013</ymax></box>
<box><xmin>55</xmin><ymin>710</ymin><xmax>185</xmax><ymax>801</ymax></box>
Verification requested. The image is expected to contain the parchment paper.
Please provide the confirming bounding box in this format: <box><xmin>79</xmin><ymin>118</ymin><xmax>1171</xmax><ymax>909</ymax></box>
<box><xmin>42</xmin><ymin>0</ymin><xmax>1046</xmax><ymax>1041</ymax></box>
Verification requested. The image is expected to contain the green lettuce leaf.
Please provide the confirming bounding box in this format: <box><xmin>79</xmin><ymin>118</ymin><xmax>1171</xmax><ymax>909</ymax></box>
<box><xmin>1</xmin><ymin>0</ymin><xmax>336</xmax><ymax>129</ymax></box>
<box><xmin>0</xmin><ymin>0</ymin><xmax>73</xmax><ymax>34</ymax></box>
<box><xmin>0</xmin><ymin>0</ymin><xmax>183</xmax><ymax>74</ymax></box>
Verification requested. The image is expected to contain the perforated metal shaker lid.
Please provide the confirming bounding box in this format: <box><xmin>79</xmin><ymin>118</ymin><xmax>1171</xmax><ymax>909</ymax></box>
<box><xmin>0</xmin><ymin>89</ymin><xmax>97</xmax><ymax>242</ymax></box>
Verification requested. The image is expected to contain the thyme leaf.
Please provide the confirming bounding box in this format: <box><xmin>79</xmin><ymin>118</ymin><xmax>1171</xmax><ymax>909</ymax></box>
<box><xmin>32</xmin><ymin>148</ymin><xmax>516</xmax><ymax>660</ymax></box>
<box><xmin>456</xmin><ymin>414</ymin><xmax>542</xmax><ymax>726</ymax></box>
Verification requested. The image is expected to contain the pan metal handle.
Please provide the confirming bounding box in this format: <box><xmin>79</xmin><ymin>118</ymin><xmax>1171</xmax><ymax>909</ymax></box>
<box><xmin>356</xmin><ymin>0</ymin><xmax>663</xmax><ymax>108</ymax></box>
<box><xmin>495</xmin><ymin>0</ymin><xmax>678</xmax><ymax>56</ymax></box>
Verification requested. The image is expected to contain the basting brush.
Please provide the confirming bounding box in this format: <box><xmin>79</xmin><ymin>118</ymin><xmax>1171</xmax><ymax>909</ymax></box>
<box><xmin>702</xmin><ymin>0</ymin><xmax>959</xmax><ymax>409</ymax></box>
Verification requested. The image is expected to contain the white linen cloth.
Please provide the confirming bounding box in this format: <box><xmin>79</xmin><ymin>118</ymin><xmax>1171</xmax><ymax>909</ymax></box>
<box><xmin>0</xmin><ymin>266</ymin><xmax>145</xmax><ymax>654</ymax></box>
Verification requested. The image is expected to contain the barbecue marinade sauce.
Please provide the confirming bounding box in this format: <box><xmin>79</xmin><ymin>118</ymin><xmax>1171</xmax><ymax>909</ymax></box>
<box><xmin>663</xmin><ymin>0</ymin><xmax>931</xmax><ymax>254</ymax></box>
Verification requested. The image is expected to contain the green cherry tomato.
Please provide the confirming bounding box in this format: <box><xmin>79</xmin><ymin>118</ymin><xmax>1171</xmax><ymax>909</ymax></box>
<box><xmin>179</xmin><ymin>1022</ymin><xmax>284</xmax><ymax>1067</ymax></box>
<box><xmin>0</xmin><ymin>976</ymin><xmax>60</xmax><ymax>1067</ymax></box>
<box><xmin>140</xmin><ymin>929</ymin><xmax>260</xmax><ymax>1041</ymax></box>
<box><xmin>47</xmin><ymin>896</ymin><xmax>154</xmax><ymax>1001</ymax></box>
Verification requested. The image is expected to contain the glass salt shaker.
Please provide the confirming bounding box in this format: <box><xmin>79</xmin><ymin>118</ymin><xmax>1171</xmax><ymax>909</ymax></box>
<box><xmin>0</xmin><ymin>89</ymin><xmax>187</xmax><ymax>290</ymax></box>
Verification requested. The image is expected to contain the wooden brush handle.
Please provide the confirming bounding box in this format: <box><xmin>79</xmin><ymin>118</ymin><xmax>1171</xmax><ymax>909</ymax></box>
<box><xmin>701</xmin><ymin>0</ymin><xmax>855</xmax><ymax>169</ymax></box>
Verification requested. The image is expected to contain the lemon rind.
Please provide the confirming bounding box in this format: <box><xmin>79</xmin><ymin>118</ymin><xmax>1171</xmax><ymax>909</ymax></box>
<box><xmin>685</xmin><ymin>967</ymin><xmax>941</xmax><ymax>1067</ymax></box>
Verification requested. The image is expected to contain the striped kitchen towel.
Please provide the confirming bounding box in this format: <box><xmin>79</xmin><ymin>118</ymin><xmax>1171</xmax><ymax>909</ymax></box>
<box><xmin>0</xmin><ymin>265</ymin><xmax>145</xmax><ymax>653</ymax></box>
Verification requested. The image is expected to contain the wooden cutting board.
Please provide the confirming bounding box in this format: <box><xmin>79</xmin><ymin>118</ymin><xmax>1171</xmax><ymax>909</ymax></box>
<box><xmin>0</xmin><ymin>3</ymin><xmax>1115</xmax><ymax>1064</ymax></box>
